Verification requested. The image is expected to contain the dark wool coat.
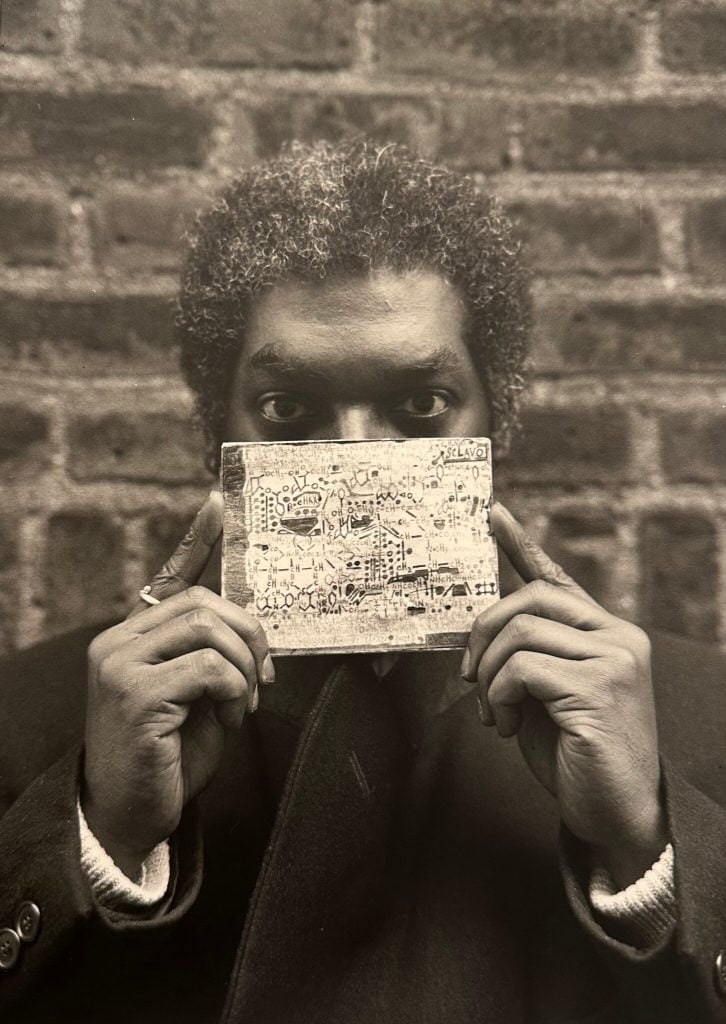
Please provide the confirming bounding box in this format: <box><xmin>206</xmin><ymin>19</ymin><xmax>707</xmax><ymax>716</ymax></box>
<box><xmin>0</xmin><ymin>623</ymin><xmax>724</xmax><ymax>1024</ymax></box>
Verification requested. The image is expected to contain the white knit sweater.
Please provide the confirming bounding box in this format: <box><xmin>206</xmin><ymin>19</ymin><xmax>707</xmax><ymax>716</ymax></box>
<box><xmin>78</xmin><ymin>800</ymin><xmax>676</xmax><ymax>947</ymax></box>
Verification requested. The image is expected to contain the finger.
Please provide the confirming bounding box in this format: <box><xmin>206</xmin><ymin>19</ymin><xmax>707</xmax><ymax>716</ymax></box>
<box><xmin>197</xmin><ymin>535</ymin><xmax>222</xmax><ymax>594</ymax></box>
<box><xmin>126</xmin><ymin>586</ymin><xmax>274</xmax><ymax>686</ymax></box>
<box><xmin>131</xmin><ymin>607</ymin><xmax>258</xmax><ymax>701</ymax></box>
<box><xmin>152</xmin><ymin>649</ymin><xmax>249</xmax><ymax>728</ymax></box>
<box><xmin>488</xmin><ymin>650</ymin><xmax>592</xmax><ymax>737</ymax></box>
<box><xmin>130</xmin><ymin>492</ymin><xmax>223</xmax><ymax>614</ymax></box>
<box><xmin>491</xmin><ymin>503</ymin><xmax>599</xmax><ymax>604</ymax></box>
<box><xmin>462</xmin><ymin>579</ymin><xmax>610</xmax><ymax>681</ymax></box>
<box><xmin>477</xmin><ymin>614</ymin><xmax>610</xmax><ymax>711</ymax></box>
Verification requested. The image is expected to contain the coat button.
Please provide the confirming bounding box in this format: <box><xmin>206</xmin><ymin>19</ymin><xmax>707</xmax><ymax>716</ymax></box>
<box><xmin>16</xmin><ymin>902</ymin><xmax>40</xmax><ymax>944</ymax></box>
<box><xmin>716</xmin><ymin>950</ymin><xmax>726</xmax><ymax>997</ymax></box>
<box><xmin>0</xmin><ymin>929</ymin><xmax>20</xmax><ymax>970</ymax></box>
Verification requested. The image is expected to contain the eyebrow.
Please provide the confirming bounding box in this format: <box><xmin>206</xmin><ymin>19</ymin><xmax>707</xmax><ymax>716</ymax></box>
<box><xmin>246</xmin><ymin>343</ymin><xmax>330</xmax><ymax>381</ymax></box>
<box><xmin>245</xmin><ymin>342</ymin><xmax>466</xmax><ymax>381</ymax></box>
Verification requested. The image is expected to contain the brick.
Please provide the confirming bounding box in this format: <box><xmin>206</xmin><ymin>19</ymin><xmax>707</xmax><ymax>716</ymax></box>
<box><xmin>534</xmin><ymin>299</ymin><xmax>726</xmax><ymax>373</ymax></box>
<box><xmin>661</xmin><ymin>7</ymin><xmax>726</xmax><ymax>73</ymax></box>
<box><xmin>0</xmin><ymin>0</ymin><xmax>61</xmax><ymax>53</ymax></box>
<box><xmin>44</xmin><ymin>513</ymin><xmax>127</xmax><ymax>635</ymax></box>
<box><xmin>82</xmin><ymin>0</ymin><xmax>355</xmax><ymax>68</ymax></box>
<box><xmin>660</xmin><ymin>412</ymin><xmax>726</xmax><ymax>483</ymax></box>
<box><xmin>522</xmin><ymin>102</ymin><xmax>726</xmax><ymax>171</ymax></box>
<box><xmin>0</xmin><ymin>193</ymin><xmax>63</xmax><ymax>267</ymax></box>
<box><xmin>68</xmin><ymin>412</ymin><xmax>208</xmax><ymax>484</ymax></box>
<box><xmin>80</xmin><ymin>0</ymin><xmax>198</xmax><ymax>63</ymax></box>
<box><xmin>544</xmin><ymin>508</ymin><xmax>617</xmax><ymax>605</ymax></box>
<box><xmin>500</xmin><ymin>407</ymin><xmax>632</xmax><ymax>485</ymax></box>
<box><xmin>93</xmin><ymin>185</ymin><xmax>202</xmax><ymax>273</ymax></box>
<box><xmin>639</xmin><ymin>512</ymin><xmax>719</xmax><ymax>643</ymax></box>
<box><xmin>507</xmin><ymin>200</ymin><xmax>659</xmax><ymax>276</ymax></box>
<box><xmin>250</xmin><ymin>94</ymin><xmax>440</xmax><ymax>162</ymax></box>
<box><xmin>145</xmin><ymin>510</ymin><xmax>196</xmax><ymax>577</ymax></box>
<box><xmin>0</xmin><ymin>91</ymin><xmax>210</xmax><ymax>170</ymax></box>
<box><xmin>0</xmin><ymin>294</ymin><xmax>176</xmax><ymax>375</ymax></box>
<box><xmin>0</xmin><ymin>403</ymin><xmax>49</xmax><ymax>477</ymax></box>
<box><xmin>686</xmin><ymin>198</ymin><xmax>726</xmax><ymax>280</ymax></box>
<box><xmin>438</xmin><ymin>100</ymin><xmax>513</xmax><ymax>171</ymax></box>
<box><xmin>378</xmin><ymin>2</ymin><xmax>637</xmax><ymax>80</ymax></box>
<box><xmin>197</xmin><ymin>0</ymin><xmax>354</xmax><ymax>68</ymax></box>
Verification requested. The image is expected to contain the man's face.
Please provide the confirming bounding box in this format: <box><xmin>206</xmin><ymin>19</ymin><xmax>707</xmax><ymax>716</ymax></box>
<box><xmin>226</xmin><ymin>269</ymin><xmax>490</xmax><ymax>443</ymax></box>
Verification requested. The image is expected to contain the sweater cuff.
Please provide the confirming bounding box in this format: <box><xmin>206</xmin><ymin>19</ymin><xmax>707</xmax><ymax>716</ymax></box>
<box><xmin>589</xmin><ymin>842</ymin><xmax>676</xmax><ymax>948</ymax></box>
<box><xmin>77</xmin><ymin>800</ymin><xmax>171</xmax><ymax>910</ymax></box>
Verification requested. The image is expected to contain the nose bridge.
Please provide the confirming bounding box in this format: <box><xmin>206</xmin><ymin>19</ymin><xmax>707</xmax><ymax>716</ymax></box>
<box><xmin>332</xmin><ymin>403</ymin><xmax>394</xmax><ymax>441</ymax></box>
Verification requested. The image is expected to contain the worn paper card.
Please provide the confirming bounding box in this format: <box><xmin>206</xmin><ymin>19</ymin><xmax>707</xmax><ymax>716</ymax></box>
<box><xmin>221</xmin><ymin>437</ymin><xmax>499</xmax><ymax>655</ymax></box>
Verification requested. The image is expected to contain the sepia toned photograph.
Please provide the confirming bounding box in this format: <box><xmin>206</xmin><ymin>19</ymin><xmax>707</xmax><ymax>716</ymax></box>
<box><xmin>0</xmin><ymin>1</ymin><xmax>724</xmax><ymax>1021</ymax></box>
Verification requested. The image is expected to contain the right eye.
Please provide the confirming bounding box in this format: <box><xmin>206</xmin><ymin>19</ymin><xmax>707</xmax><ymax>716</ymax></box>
<box><xmin>258</xmin><ymin>393</ymin><xmax>315</xmax><ymax>423</ymax></box>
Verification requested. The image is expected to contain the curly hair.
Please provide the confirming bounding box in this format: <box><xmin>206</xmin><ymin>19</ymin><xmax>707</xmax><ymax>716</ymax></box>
<box><xmin>177</xmin><ymin>139</ymin><xmax>531</xmax><ymax>473</ymax></box>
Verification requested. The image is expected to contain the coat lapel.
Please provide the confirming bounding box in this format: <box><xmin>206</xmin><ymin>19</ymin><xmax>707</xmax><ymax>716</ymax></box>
<box><xmin>221</xmin><ymin>656</ymin><xmax>410</xmax><ymax>1024</ymax></box>
<box><xmin>219</xmin><ymin>651</ymin><xmax>540</xmax><ymax>1024</ymax></box>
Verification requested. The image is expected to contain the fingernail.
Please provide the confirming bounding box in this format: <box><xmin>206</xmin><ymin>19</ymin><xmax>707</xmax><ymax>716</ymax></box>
<box><xmin>476</xmin><ymin>696</ymin><xmax>493</xmax><ymax>726</ymax></box>
<box><xmin>251</xmin><ymin>687</ymin><xmax>259</xmax><ymax>713</ymax></box>
<box><xmin>262</xmin><ymin>653</ymin><xmax>275</xmax><ymax>685</ymax></box>
<box><xmin>460</xmin><ymin>649</ymin><xmax>471</xmax><ymax>679</ymax></box>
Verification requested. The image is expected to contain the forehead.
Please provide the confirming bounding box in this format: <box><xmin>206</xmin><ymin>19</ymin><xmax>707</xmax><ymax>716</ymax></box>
<box><xmin>242</xmin><ymin>270</ymin><xmax>469</xmax><ymax>371</ymax></box>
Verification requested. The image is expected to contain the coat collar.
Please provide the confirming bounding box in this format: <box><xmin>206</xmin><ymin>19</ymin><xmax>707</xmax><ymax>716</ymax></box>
<box><xmin>259</xmin><ymin>648</ymin><xmax>476</xmax><ymax>751</ymax></box>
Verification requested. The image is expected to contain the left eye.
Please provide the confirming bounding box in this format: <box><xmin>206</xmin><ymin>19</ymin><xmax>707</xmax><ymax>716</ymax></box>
<box><xmin>393</xmin><ymin>391</ymin><xmax>451</xmax><ymax>418</ymax></box>
<box><xmin>258</xmin><ymin>394</ymin><xmax>314</xmax><ymax>422</ymax></box>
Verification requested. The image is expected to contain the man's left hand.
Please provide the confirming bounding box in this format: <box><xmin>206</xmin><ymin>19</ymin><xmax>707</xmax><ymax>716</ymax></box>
<box><xmin>463</xmin><ymin>502</ymin><xmax>667</xmax><ymax>889</ymax></box>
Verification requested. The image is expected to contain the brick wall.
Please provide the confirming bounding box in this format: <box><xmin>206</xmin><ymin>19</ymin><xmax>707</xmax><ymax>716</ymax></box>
<box><xmin>1</xmin><ymin>0</ymin><xmax>725</xmax><ymax>653</ymax></box>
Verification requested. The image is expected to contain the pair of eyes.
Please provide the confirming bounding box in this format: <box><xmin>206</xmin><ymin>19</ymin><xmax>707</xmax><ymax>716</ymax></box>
<box><xmin>258</xmin><ymin>390</ymin><xmax>452</xmax><ymax>423</ymax></box>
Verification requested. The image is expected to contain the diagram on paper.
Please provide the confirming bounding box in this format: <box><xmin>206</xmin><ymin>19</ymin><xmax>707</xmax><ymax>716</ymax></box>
<box><xmin>222</xmin><ymin>437</ymin><xmax>499</xmax><ymax>654</ymax></box>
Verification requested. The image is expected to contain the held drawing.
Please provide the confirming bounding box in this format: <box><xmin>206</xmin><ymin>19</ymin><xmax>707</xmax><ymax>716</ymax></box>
<box><xmin>222</xmin><ymin>437</ymin><xmax>499</xmax><ymax>655</ymax></box>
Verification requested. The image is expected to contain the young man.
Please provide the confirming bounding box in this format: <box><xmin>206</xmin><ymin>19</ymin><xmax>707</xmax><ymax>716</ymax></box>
<box><xmin>0</xmin><ymin>141</ymin><xmax>723</xmax><ymax>1023</ymax></box>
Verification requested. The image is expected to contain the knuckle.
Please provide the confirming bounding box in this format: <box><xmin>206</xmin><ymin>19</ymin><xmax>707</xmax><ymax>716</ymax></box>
<box><xmin>151</xmin><ymin>564</ymin><xmax>182</xmax><ymax>594</ymax></box>
<box><xmin>238</xmin><ymin>649</ymin><xmax>256</xmax><ymax>679</ymax></box>
<box><xmin>547</xmin><ymin>560</ymin><xmax>571</xmax><ymax>586</ymax></box>
<box><xmin>214</xmin><ymin>661</ymin><xmax>247</xmax><ymax>699</ymax></box>
<box><xmin>186</xmin><ymin>606</ymin><xmax>217</xmax><ymax>636</ymax></box>
<box><xmin>244</xmin><ymin>618</ymin><xmax>268</xmax><ymax>654</ymax></box>
<box><xmin>508</xmin><ymin>613</ymin><xmax>537</xmax><ymax>644</ymax></box>
<box><xmin>247</xmin><ymin>618</ymin><xmax>266</xmax><ymax>643</ymax></box>
<box><xmin>611</xmin><ymin>643</ymin><xmax>639</xmax><ymax>674</ymax></box>
<box><xmin>87</xmin><ymin>621</ymin><xmax>129</xmax><ymax>665</ymax></box>
<box><xmin>153</xmin><ymin>559</ymin><xmax>174</xmax><ymax>582</ymax></box>
<box><xmin>628</xmin><ymin>624</ymin><xmax>651</xmax><ymax>661</ymax></box>
<box><xmin>94</xmin><ymin>652</ymin><xmax>143</xmax><ymax>708</ymax></box>
<box><xmin>488</xmin><ymin>676</ymin><xmax>509</xmax><ymax>708</ymax></box>
<box><xmin>196</xmin><ymin>647</ymin><xmax>225</xmax><ymax>677</ymax></box>
<box><xmin>469</xmin><ymin>611</ymin><xmax>490</xmax><ymax>640</ymax></box>
<box><xmin>507</xmin><ymin>649</ymin><xmax>532</xmax><ymax>679</ymax></box>
<box><xmin>88</xmin><ymin>632</ymin><xmax>111</xmax><ymax>667</ymax></box>
<box><xmin>184</xmin><ymin>585</ymin><xmax>210</xmax><ymax>608</ymax></box>
<box><xmin>92</xmin><ymin>661</ymin><xmax>114</xmax><ymax>696</ymax></box>
<box><xmin>94</xmin><ymin>649</ymin><xmax>122</xmax><ymax>690</ymax></box>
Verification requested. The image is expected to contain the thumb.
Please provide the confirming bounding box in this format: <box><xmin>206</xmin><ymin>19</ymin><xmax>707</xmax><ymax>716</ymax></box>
<box><xmin>491</xmin><ymin>501</ymin><xmax>599</xmax><ymax>606</ymax></box>
<box><xmin>130</xmin><ymin>491</ymin><xmax>223</xmax><ymax>615</ymax></box>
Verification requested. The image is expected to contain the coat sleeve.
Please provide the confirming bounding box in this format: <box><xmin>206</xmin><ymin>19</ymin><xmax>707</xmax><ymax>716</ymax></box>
<box><xmin>560</xmin><ymin>759</ymin><xmax>726</xmax><ymax>1024</ymax></box>
<box><xmin>0</xmin><ymin>743</ymin><xmax>203</xmax><ymax>1017</ymax></box>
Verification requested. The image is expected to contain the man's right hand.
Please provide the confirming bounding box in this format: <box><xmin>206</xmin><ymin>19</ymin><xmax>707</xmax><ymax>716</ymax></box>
<box><xmin>82</xmin><ymin>491</ymin><xmax>274</xmax><ymax>879</ymax></box>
